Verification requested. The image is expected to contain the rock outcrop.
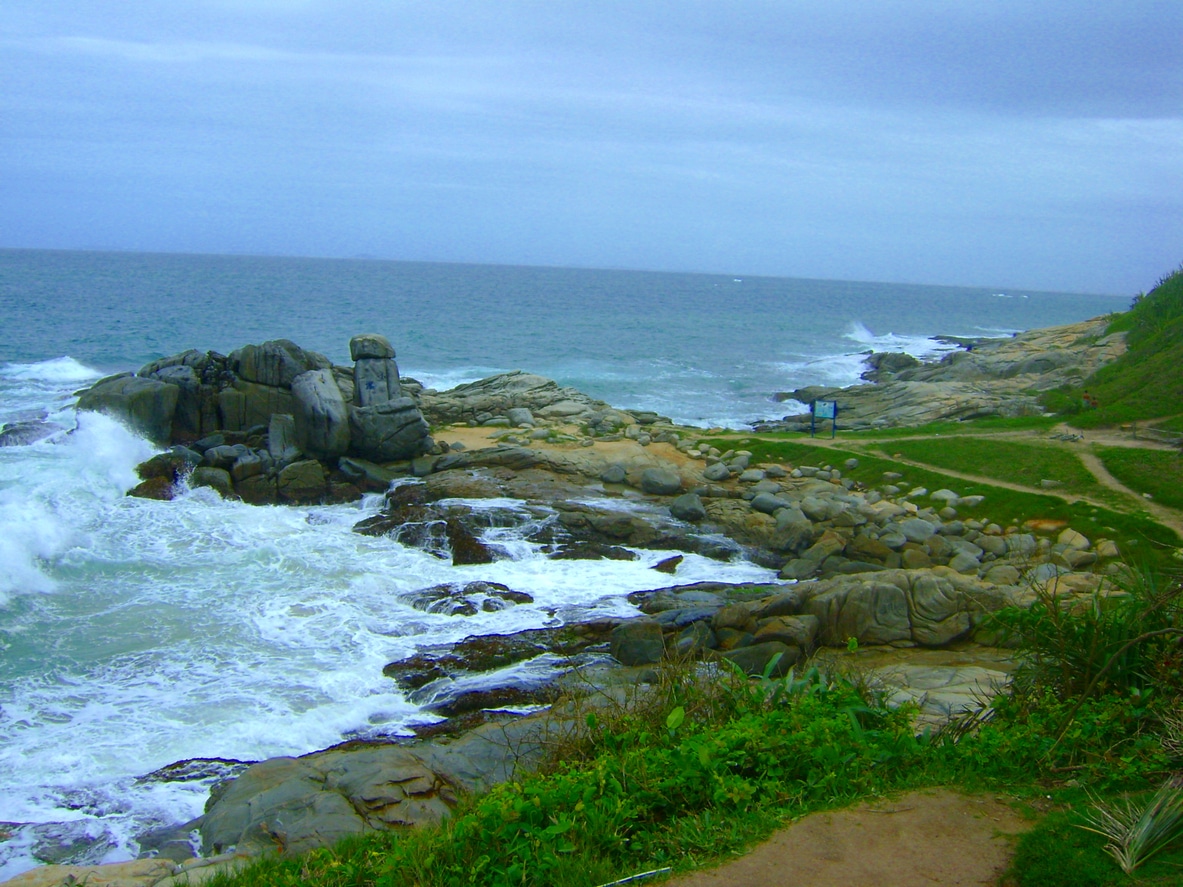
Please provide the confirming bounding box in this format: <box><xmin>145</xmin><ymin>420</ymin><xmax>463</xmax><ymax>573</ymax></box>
<box><xmin>78</xmin><ymin>335</ymin><xmax>432</xmax><ymax>504</ymax></box>
<box><xmin>415</xmin><ymin>371</ymin><xmax>612</xmax><ymax>427</ymax></box>
<box><xmin>762</xmin><ymin>318</ymin><xmax>1126</xmax><ymax>431</ymax></box>
<box><xmin>200</xmin><ymin>746</ymin><xmax>456</xmax><ymax>857</ymax></box>
<box><xmin>36</xmin><ymin>318</ymin><xmax>1145</xmax><ymax>886</ymax></box>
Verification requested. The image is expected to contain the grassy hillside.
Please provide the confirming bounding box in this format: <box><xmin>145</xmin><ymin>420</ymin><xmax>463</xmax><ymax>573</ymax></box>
<box><xmin>1043</xmin><ymin>266</ymin><xmax>1183</xmax><ymax>428</ymax></box>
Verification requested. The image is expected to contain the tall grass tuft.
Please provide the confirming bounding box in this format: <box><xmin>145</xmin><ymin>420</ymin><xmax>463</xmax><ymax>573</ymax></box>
<box><xmin>993</xmin><ymin>566</ymin><xmax>1182</xmax><ymax>703</ymax></box>
<box><xmin>1077</xmin><ymin>776</ymin><xmax>1183</xmax><ymax>874</ymax></box>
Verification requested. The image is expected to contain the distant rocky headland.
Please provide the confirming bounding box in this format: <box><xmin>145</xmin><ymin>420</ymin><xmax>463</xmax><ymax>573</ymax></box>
<box><xmin>764</xmin><ymin>316</ymin><xmax>1125</xmax><ymax>431</ymax></box>
<box><xmin>8</xmin><ymin>318</ymin><xmax>1132</xmax><ymax>887</ymax></box>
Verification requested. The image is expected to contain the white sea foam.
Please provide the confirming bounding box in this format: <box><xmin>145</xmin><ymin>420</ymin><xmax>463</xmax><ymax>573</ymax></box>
<box><xmin>0</xmin><ymin>413</ymin><xmax>154</xmax><ymax>601</ymax></box>
<box><xmin>0</xmin><ymin>383</ymin><xmax>779</xmax><ymax>876</ymax></box>
<box><xmin>0</xmin><ymin>356</ymin><xmax>103</xmax><ymax>385</ymax></box>
<box><xmin>767</xmin><ymin>321</ymin><xmax>971</xmax><ymax>402</ymax></box>
<box><xmin>405</xmin><ymin>365</ymin><xmax>506</xmax><ymax>392</ymax></box>
<box><xmin>843</xmin><ymin>320</ymin><xmax>960</xmax><ymax>361</ymax></box>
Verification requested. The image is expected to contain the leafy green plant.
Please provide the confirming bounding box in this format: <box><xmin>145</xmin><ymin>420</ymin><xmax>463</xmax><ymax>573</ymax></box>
<box><xmin>932</xmin><ymin>567</ymin><xmax>1183</xmax><ymax>791</ymax></box>
<box><xmin>1077</xmin><ymin>777</ymin><xmax>1183</xmax><ymax>875</ymax></box>
<box><xmin>991</xmin><ymin>568</ymin><xmax>1182</xmax><ymax>704</ymax></box>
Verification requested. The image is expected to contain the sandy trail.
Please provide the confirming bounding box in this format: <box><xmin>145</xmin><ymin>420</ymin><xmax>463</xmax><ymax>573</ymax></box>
<box><xmin>661</xmin><ymin>789</ymin><xmax>1032</xmax><ymax>887</ymax></box>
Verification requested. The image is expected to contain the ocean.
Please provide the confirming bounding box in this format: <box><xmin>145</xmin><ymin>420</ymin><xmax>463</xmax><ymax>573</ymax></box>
<box><xmin>0</xmin><ymin>249</ymin><xmax>1127</xmax><ymax>877</ymax></box>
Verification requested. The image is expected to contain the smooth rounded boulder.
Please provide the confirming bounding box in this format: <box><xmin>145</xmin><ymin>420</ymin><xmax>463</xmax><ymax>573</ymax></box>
<box><xmin>76</xmin><ymin>374</ymin><xmax>179</xmax><ymax>444</ymax></box>
<box><xmin>349</xmin><ymin>333</ymin><xmax>396</xmax><ymax>361</ymax></box>
<box><xmin>640</xmin><ymin>467</ymin><xmax>682</xmax><ymax>495</ymax></box>
<box><xmin>670</xmin><ymin>492</ymin><xmax>707</xmax><ymax>522</ymax></box>
<box><xmin>292</xmin><ymin>369</ymin><xmax>351</xmax><ymax>459</ymax></box>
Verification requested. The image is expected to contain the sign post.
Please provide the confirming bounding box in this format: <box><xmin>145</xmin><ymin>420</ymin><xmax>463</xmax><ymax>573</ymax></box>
<box><xmin>811</xmin><ymin>400</ymin><xmax>838</xmax><ymax>439</ymax></box>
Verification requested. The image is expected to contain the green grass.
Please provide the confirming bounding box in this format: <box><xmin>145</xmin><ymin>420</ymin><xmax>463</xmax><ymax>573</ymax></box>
<box><xmin>701</xmin><ymin>436</ymin><xmax>1180</xmax><ymax>563</ymax></box>
<box><xmin>883</xmin><ymin>437</ymin><xmax>1112</xmax><ymax>502</ymax></box>
<box><xmin>1153</xmin><ymin>416</ymin><xmax>1183</xmax><ymax>434</ymax></box>
<box><xmin>839</xmin><ymin>414</ymin><xmax>1062</xmax><ymax>439</ymax></box>
<box><xmin>1097</xmin><ymin>447</ymin><xmax>1183</xmax><ymax>511</ymax></box>
<box><xmin>1045</xmin><ymin>266</ymin><xmax>1183</xmax><ymax>429</ymax></box>
<box><xmin>207</xmin><ymin>667</ymin><xmax>936</xmax><ymax>887</ymax></box>
<box><xmin>1009</xmin><ymin>804</ymin><xmax>1183</xmax><ymax>886</ymax></box>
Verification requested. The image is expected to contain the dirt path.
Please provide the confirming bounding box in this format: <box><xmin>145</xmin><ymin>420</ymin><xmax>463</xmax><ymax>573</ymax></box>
<box><xmin>1076</xmin><ymin>448</ymin><xmax>1183</xmax><ymax>538</ymax></box>
<box><xmin>662</xmin><ymin>789</ymin><xmax>1032</xmax><ymax>887</ymax></box>
<box><xmin>729</xmin><ymin>424</ymin><xmax>1183</xmax><ymax>540</ymax></box>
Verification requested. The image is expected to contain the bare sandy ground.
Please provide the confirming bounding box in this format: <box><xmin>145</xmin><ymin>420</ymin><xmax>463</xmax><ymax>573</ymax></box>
<box><xmin>663</xmin><ymin>788</ymin><xmax>1033</xmax><ymax>887</ymax></box>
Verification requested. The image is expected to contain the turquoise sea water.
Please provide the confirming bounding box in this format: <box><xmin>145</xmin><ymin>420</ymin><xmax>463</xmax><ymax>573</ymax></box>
<box><xmin>0</xmin><ymin>249</ymin><xmax>1127</xmax><ymax>427</ymax></box>
<box><xmin>0</xmin><ymin>249</ymin><xmax>1127</xmax><ymax>877</ymax></box>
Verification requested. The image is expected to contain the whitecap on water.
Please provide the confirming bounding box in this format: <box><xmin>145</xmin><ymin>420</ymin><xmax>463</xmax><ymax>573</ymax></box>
<box><xmin>0</xmin><ymin>405</ymin><xmax>780</xmax><ymax>876</ymax></box>
<box><xmin>0</xmin><ymin>356</ymin><xmax>104</xmax><ymax>385</ymax></box>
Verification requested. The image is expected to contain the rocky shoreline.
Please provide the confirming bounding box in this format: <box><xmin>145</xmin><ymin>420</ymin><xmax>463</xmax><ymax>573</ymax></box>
<box><xmin>3</xmin><ymin>319</ymin><xmax>1130</xmax><ymax>886</ymax></box>
<box><xmin>763</xmin><ymin>316</ymin><xmax>1125</xmax><ymax>431</ymax></box>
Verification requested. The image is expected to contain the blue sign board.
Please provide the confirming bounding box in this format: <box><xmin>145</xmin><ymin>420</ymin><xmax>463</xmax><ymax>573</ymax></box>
<box><xmin>810</xmin><ymin>400</ymin><xmax>838</xmax><ymax>438</ymax></box>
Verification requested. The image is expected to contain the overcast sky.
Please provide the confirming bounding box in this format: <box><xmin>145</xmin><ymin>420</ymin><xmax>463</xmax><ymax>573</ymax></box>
<box><xmin>2</xmin><ymin>1</ymin><xmax>1179</xmax><ymax>293</ymax></box>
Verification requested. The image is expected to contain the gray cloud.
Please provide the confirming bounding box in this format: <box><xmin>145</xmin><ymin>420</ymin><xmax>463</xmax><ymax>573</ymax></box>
<box><xmin>1</xmin><ymin>0</ymin><xmax>1179</xmax><ymax>292</ymax></box>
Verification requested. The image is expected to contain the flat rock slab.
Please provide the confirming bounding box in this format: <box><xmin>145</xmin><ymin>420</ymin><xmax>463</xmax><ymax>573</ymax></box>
<box><xmin>0</xmin><ymin>859</ymin><xmax>177</xmax><ymax>887</ymax></box>
<box><xmin>817</xmin><ymin>644</ymin><xmax>1015</xmax><ymax>730</ymax></box>
<box><xmin>665</xmin><ymin>788</ymin><xmax>1032</xmax><ymax>887</ymax></box>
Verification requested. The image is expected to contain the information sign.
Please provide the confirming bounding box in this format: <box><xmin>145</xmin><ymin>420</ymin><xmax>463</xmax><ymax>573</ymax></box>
<box><xmin>810</xmin><ymin>400</ymin><xmax>839</xmax><ymax>438</ymax></box>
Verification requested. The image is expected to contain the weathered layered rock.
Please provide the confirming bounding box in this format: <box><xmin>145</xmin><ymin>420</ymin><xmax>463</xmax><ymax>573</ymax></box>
<box><xmin>763</xmin><ymin>317</ymin><xmax>1126</xmax><ymax>431</ymax></box>
<box><xmin>201</xmin><ymin>746</ymin><xmax>455</xmax><ymax>857</ymax></box>
<box><xmin>416</xmin><ymin>371</ymin><xmax>611</xmax><ymax>427</ymax></box>
<box><xmin>349</xmin><ymin>397</ymin><xmax>430</xmax><ymax>462</ymax></box>
<box><xmin>230</xmin><ymin>340</ymin><xmax>331</xmax><ymax>389</ymax></box>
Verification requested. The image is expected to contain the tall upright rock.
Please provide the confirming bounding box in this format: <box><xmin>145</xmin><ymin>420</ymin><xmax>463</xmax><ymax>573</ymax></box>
<box><xmin>346</xmin><ymin>334</ymin><xmax>430</xmax><ymax>461</ymax></box>
<box><xmin>350</xmin><ymin>334</ymin><xmax>401</xmax><ymax>406</ymax></box>
<box><xmin>292</xmin><ymin>369</ymin><xmax>351</xmax><ymax>460</ymax></box>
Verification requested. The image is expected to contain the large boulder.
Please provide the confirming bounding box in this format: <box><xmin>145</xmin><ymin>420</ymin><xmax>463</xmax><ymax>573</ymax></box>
<box><xmin>802</xmin><ymin>580</ymin><xmax>912</xmax><ymax>646</ymax></box>
<box><xmin>277</xmin><ymin>459</ymin><xmax>327</xmax><ymax>503</ymax></box>
<box><xmin>229</xmin><ymin>340</ymin><xmax>331</xmax><ymax>388</ymax></box>
<box><xmin>719</xmin><ymin>642</ymin><xmax>799</xmax><ymax>677</ymax></box>
<box><xmin>610</xmin><ymin>618</ymin><xmax>665</xmax><ymax>666</ymax></box>
<box><xmin>201</xmin><ymin>747</ymin><xmax>454</xmax><ymax>857</ymax></box>
<box><xmin>148</xmin><ymin>364</ymin><xmax>203</xmax><ymax>438</ymax></box>
<box><xmin>77</xmin><ymin>374</ymin><xmax>179</xmax><ymax>444</ymax></box>
<box><xmin>670</xmin><ymin>493</ymin><xmax>707</xmax><ymax>522</ymax></box>
<box><xmin>292</xmin><ymin>369</ymin><xmax>351</xmax><ymax>459</ymax></box>
<box><xmin>348</xmin><ymin>397</ymin><xmax>431</xmax><ymax>462</ymax></box>
<box><xmin>795</xmin><ymin>569</ymin><xmax>1021</xmax><ymax>647</ymax></box>
<box><xmin>350</xmin><ymin>334</ymin><xmax>396</xmax><ymax>361</ymax></box>
<box><xmin>218</xmin><ymin>379</ymin><xmax>295</xmax><ymax>433</ymax></box>
<box><xmin>640</xmin><ymin>467</ymin><xmax>682</xmax><ymax>495</ymax></box>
